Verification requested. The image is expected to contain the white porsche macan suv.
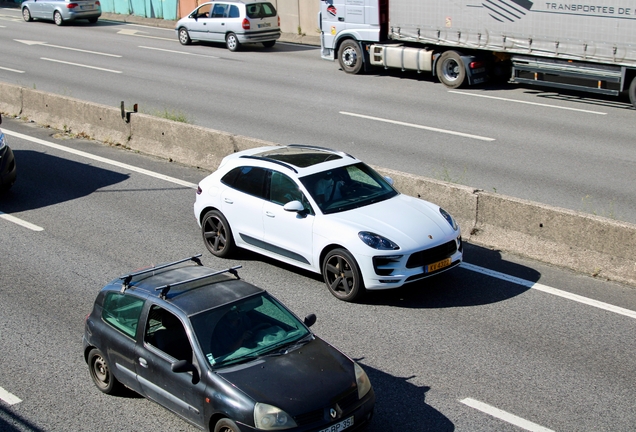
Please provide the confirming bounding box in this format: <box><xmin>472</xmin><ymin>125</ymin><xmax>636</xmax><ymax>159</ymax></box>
<box><xmin>194</xmin><ymin>145</ymin><xmax>463</xmax><ymax>301</ymax></box>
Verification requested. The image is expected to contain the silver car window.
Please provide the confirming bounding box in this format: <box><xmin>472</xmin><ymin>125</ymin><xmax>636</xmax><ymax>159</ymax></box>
<box><xmin>211</xmin><ymin>3</ymin><xmax>228</xmax><ymax>18</ymax></box>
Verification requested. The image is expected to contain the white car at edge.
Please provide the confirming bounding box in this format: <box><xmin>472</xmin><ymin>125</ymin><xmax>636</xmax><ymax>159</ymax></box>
<box><xmin>194</xmin><ymin>145</ymin><xmax>463</xmax><ymax>302</ymax></box>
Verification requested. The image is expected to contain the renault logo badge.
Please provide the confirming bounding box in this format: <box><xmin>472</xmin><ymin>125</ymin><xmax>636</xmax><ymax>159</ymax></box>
<box><xmin>330</xmin><ymin>408</ymin><xmax>337</xmax><ymax>419</ymax></box>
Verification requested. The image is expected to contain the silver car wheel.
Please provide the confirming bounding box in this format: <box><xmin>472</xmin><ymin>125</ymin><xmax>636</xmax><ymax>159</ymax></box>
<box><xmin>226</xmin><ymin>33</ymin><xmax>240</xmax><ymax>51</ymax></box>
<box><xmin>54</xmin><ymin>11</ymin><xmax>63</xmax><ymax>26</ymax></box>
<box><xmin>178</xmin><ymin>27</ymin><xmax>191</xmax><ymax>45</ymax></box>
<box><xmin>22</xmin><ymin>7</ymin><xmax>33</xmax><ymax>22</ymax></box>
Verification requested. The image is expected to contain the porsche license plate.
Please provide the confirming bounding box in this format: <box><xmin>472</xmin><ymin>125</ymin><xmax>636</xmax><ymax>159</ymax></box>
<box><xmin>318</xmin><ymin>416</ymin><xmax>353</xmax><ymax>432</ymax></box>
<box><xmin>426</xmin><ymin>258</ymin><xmax>451</xmax><ymax>273</ymax></box>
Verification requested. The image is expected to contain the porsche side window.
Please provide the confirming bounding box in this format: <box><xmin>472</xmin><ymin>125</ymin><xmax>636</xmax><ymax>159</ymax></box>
<box><xmin>222</xmin><ymin>166</ymin><xmax>267</xmax><ymax>199</ymax></box>
<box><xmin>269</xmin><ymin>171</ymin><xmax>301</xmax><ymax>205</ymax></box>
<box><xmin>102</xmin><ymin>292</ymin><xmax>144</xmax><ymax>338</ymax></box>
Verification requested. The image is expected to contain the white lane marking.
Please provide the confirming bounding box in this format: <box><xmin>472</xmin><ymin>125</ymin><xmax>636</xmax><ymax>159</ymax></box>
<box><xmin>461</xmin><ymin>398</ymin><xmax>554</xmax><ymax>432</ymax></box>
<box><xmin>15</xmin><ymin>40</ymin><xmax>121</xmax><ymax>57</ymax></box>
<box><xmin>41</xmin><ymin>58</ymin><xmax>122</xmax><ymax>74</ymax></box>
<box><xmin>2</xmin><ymin>129</ymin><xmax>197</xmax><ymax>189</ymax></box>
<box><xmin>117</xmin><ymin>28</ymin><xmax>176</xmax><ymax>41</ymax></box>
<box><xmin>105</xmin><ymin>21</ymin><xmax>175</xmax><ymax>31</ymax></box>
<box><xmin>0</xmin><ymin>65</ymin><xmax>24</xmax><ymax>73</ymax></box>
<box><xmin>139</xmin><ymin>46</ymin><xmax>219</xmax><ymax>58</ymax></box>
<box><xmin>0</xmin><ymin>212</ymin><xmax>44</xmax><ymax>231</ymax></box>
<box><xmin>461</xmin><ymin>262</ymin><xmax>636</xmax><ymax>319</ymax></box>
<box><xmin>449</xmin><ymin>90</ymin><xmax>607</xmax><ymax>115</ymax></box>
<box><xmin>0</xmin><ymin>386</ymin><xmax>22</xmax><ymax>405</ymax></box>
<box><xmin>339</xmin><ymin>111</ymin><xmax>495</xmax><ymax>141</ymax></box>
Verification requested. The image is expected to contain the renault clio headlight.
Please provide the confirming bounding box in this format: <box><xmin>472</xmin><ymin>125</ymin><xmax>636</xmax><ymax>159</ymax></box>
<box><xmin>359</xmin><ymin>231</ymin><xmax>399</xmax><ymax>250</ymax></box>
<box><xmin>439</xmin><ymin>208</ymin><xmax>458</xmax><ymax>231</ymax></box>
<box><xmin>354</xmin><ymin>363</ymin><xmax>372</xmax><ymax>399</ymax></box>
<box><xmin>254</xmin><ymin>403</ymin><xmax>298</xmax><ymax>430</ymax></box>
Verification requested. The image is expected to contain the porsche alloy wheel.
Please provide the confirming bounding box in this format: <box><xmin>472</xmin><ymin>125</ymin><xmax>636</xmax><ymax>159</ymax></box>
<box><xmin>322</xmin><ymin>248</ymin><xmax>364</xmax><ymax>302</ymax></box>
<box><xmin>202</xmin><ymin>210</ymin><xmax>235</xmax><ymax>258</ymax></box>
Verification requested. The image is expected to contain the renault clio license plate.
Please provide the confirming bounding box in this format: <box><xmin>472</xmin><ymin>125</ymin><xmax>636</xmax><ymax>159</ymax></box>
<box><xmin>319</xmin><ymin>416</ymin><xmax>353</xmax><ymax>432</ymax></box>
<box><xmin>426</xmin><ymin>257</ymin><xmax>451</xmax><ymax>273</ymax></box>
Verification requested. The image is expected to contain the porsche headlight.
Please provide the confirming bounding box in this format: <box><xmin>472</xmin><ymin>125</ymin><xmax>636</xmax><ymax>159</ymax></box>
<box><xmin>0</xmin><ymin>132</ymin><xmax>6</xmax><ymax>151</ymax></box>
<box><xmin>254</xmin><ymin>403</ymin><xmax>297</xmax><ymax>430</ymax></box>
<box><xmin>358</xmin><ymin>232</ymin><xmax>399</xmax><ymax>250</ymax></box>
<box><xmin>439</xmin><ymin>208</ymin><xmax>458</xmax><ymax>231</ymax></box>
<box><xmin>354</xmin><ymin>363</ymin><xmax>372</xmax><ymax>399</ymax></box>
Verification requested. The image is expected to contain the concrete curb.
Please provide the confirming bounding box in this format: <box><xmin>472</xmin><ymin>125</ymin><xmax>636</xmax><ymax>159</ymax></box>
<box><xmin>1</xmin><ymin>82</ymin><xmax>634</xmax><ymax>289</ymax></box>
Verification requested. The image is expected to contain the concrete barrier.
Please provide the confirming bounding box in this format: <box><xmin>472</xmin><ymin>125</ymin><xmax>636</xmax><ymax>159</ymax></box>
<box><xmin>0</xmin><ymin>82</ymin><xmax>23</xmax><ymax>116</ymax></box>
<box><xmin>1</xmin><ymin>84</ymin><xmax>635</xmax><ymax>288</ymax></box>
<box><xmin>21</xmin><ymin>88</ymin><xmax>131</xmax><ymax>147</ymax></box>
<box><xmin>129</xmin><ymin>113</ymin><xmax>277</xmax><ymax>171</ymax></box>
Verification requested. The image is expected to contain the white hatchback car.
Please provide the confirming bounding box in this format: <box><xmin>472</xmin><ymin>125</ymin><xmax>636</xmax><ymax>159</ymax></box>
<box><xmin>175</xmin><ymin>0</ymin><xmax>280</xmax><ymax>51</ymax></box>
<box><xmin>194</xmin><ymin>145</ymin><xmax>463</xmax><ymax>302</ymax></box>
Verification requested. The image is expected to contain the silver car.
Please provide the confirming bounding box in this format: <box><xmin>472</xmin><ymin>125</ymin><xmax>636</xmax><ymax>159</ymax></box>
<box><xmin>22</xmin><ymin>0</ymin><xmax>101</xmax><ymax>26</ymax></box>
<box><xmin>176</xmin><ymin>0</ymin><xmax>280</xmax><ymax>51</ymax></box>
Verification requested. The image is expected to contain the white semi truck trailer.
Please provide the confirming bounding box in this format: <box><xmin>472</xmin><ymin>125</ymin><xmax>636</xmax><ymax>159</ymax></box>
<box><xmin>319</xmin><ymin>0</ymin><xmax>636</xmax><ymax>108</ymax></box>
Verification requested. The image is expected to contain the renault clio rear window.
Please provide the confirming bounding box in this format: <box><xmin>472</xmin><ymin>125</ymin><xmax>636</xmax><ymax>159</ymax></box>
<box><xmin>246</xmin><ymin>2</ymin><xmax>276</xmax><ymax>18</ymax></box>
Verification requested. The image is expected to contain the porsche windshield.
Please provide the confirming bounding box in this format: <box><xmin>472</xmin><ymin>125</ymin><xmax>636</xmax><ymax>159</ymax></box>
<box><xmin>301</xmin><ymin>162</ymin><xmax>397</xmax><ymax>214</ymax></box>
<box><xmin>190</xmin><ymin>293</ymin><xmax>311</xmax><ymax>367</ymax></box>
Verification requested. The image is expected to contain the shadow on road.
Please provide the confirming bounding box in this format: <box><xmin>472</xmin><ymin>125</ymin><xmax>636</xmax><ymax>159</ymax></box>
<box><xmin>359</xmin><ymin>360</ymin><xmax>455</xmax><ymax>431</ymax></box>
<box><xmin>0</xmin><ymin>404</ymin><xmax>46</xmax><ymax>432</ymax></box>
<box><xmin>235</xmin><ymin>241</ymin><xmax>539</xmax><ymax>309</ymax></box>
<box><xmin>364</xmin><ymin>68</ymin><xmax>635</xmax><ymax>111</ymax></box>
<box><xmin>0</xmin><ymin>149</ymin><xmax>129</xmax><ymax>212</ymax></box>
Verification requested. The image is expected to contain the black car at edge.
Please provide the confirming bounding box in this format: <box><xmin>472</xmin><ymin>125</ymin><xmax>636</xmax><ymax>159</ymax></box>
<box><xmin>83</xmin><ymin>255</ymin><xmax>375</xmax><ymax>432</ymax></box>
<box><xmin>0</xmin><ymin>114</ymin><xmax>17</xmax><ymax>192</ymax></box>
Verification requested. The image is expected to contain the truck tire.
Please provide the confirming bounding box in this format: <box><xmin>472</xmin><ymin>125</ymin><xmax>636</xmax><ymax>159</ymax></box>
<box><xmin>629</xmin><ymin>77</ymin><xmax>636</xmax><ymax>109</ymax></box>
<box><xmin>436</xmin><ymin>50</ymin><xmax>466</xmax><ymax>89</ymax></box>
<box><xmin>338</xmin><ymin>40</ymin><xmax>364</xmax><ymax>74</ymax></box>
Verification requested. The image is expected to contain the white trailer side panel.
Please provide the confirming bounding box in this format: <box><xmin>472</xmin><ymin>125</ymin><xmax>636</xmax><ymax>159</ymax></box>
<box><xmin>388</xmin><ymin>0</ymin><xmax>636</xmax><ymax>66</ymax></box>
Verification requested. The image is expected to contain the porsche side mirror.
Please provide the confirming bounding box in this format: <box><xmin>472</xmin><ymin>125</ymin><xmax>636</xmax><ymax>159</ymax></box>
<box><xmin>283</xmin><ymin>200</ymin><xmax>305</xmax><ymax>213</ymax></box>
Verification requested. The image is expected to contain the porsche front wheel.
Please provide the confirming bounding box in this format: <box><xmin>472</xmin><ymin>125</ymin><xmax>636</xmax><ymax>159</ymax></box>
<box><xmin>322</xmin><ymin>248</ymin><xmax>364</xmax><ymax>302</ymax></box>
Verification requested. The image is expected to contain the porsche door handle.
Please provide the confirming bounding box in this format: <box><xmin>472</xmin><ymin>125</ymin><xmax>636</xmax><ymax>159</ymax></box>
<box><xmin>265</xmin><ymin>211</ymin><xmax>275</xmax><ymax>218</ymax></box>
<box><xmin>224</xmin><ymin>198</ymin><xmax>233</xmax><ymax>204</ymax></box>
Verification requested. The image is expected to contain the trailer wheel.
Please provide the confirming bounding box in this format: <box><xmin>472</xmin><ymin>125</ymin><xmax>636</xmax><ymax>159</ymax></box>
<box><xmin>629</xmin><ymin>77</ymin><xmax>636</xmax><ymax>109</ymax></box>
<box><xmin>338</xmin><ymin>40</ymin><xmax>363</xmax><ymax>74</ymax></box>
<box><xmin>436</xmin><ymin>51</ymin><xmax>466</xmax><ymax>89</ymax></box>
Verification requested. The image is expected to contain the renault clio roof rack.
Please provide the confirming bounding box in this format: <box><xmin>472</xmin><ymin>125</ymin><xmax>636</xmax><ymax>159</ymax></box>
<box><xmin>155</xmin><ymin>265</ymin><xmax>242</xmax><ymax>300</ymax></box>
<box><xmin>120</xmin><ymin>254</ymin><xmax>203</xmax><ymax>292</ymax></box>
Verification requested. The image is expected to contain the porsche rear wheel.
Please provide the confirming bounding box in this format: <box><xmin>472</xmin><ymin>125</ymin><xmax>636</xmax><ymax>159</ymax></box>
<box><xmin>201</xmin><ymin>210</ymin><xmax>235</xmax><ymax>258</ymax></box>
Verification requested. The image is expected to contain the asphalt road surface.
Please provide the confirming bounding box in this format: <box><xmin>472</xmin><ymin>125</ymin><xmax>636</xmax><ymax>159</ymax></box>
<box><xmin>0</xmin><ymin>7</ymin><xmax>635</xmax><ymax>226</ymax></box>
<box><xmin>1</xmin><ymin>118</ymin><xmax>636</xmax><ymax>431</ymax></box>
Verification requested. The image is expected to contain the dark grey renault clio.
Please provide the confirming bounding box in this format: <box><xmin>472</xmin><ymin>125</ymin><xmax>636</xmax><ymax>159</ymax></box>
<box><xmin>83</xmin><ymin>255</ymin><xmax>375</xmax><ymax>432</ymax></box>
